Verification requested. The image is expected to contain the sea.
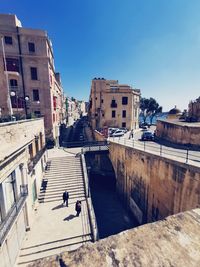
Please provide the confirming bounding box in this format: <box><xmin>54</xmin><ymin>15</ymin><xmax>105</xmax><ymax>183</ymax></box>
<box><xmin>139</xmin><ymin>112</ymin><xmax>168</xmax><ymax>125</ymax></box>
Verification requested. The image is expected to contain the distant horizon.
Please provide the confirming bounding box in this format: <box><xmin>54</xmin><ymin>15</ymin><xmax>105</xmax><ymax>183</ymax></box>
<box><xmin>0</xmin><ymin>0</ymin><xmax>200</xmax><ymax>111</ymax></box>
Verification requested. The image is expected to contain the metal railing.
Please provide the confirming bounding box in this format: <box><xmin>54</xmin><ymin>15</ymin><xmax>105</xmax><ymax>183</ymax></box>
<box><xmin>80</xmin><ymin>154</ymin><xmax>98</xmax><ymax>241</ymax></box>
<box><xmin>62</xmin><ymin>140</ymin><xmax>109</xmax><ymax>149</ymax></box>
<box><xmin>109</xmin><ymin>137</ymin><xmax>200</xmax><ymax>165</ymax></box>
<box><xmin>0</xmin><ymin>185</ymin><xmax>28</xmax><ymax>245</ymax></box>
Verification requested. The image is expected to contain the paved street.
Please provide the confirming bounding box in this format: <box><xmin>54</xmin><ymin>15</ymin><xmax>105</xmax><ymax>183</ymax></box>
<box><xmin>17</xmin><ymin>148</ymin><xmax>92</xmax><ymax>266</ymax></box>
<box><xmin>109</xmin><ymin>128</ymin><xmax>200</xmax><ymax>167</ymax></box>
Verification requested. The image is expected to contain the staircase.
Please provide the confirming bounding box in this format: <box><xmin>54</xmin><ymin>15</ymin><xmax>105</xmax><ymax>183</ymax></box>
<box><xmin>38</xmin><ymin>156</ymin><xmax>86</xmax><ymax>203</ymax></box>
<box><xmin>17</xmin><ymin>153</ymin><xmax>92</xmax><ymax>266</ymax></box>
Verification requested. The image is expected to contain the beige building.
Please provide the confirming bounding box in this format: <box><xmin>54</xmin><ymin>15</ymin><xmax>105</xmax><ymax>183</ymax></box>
<box><xmin>0</xmin><ymin>14</ymin><xmax>64</xmax><ymax>141</ymax></box>
<box><xmin>188</xmin><ymin>97</ymin><xmax>200</xmax><ymax>122</ymax></box>
<box><xmin>88</xmin><ymin>78</ymin><xmax>140</xmax><ymax>130</ymax></box>
<box><xmin>0</xmin><ymin>119</ymin><xmax>47</xmax><ymax>267</ymax></box>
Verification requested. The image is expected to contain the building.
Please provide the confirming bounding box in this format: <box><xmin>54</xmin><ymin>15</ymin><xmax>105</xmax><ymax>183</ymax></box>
<box><xmin>0</xmin><ymin>119</ymin><xmax>47</xmax><ymax>267</ymax></box>
<box><xmin>66</xmin><ymin>97</ymin><xmax>82</xmax><ymax>126</ymax></box>
<box><xmin>188</xmin><ymin>97</ymin><xmax>200</xmax><ymax>122</ymax></box>
<box><xmin>0</xmin><ymin>14</ymin><xmax>65</xmax><ymax>141</ymax></box>
<box><xmin>88</xmin><ymin>78</ymin><xmax>140</xmax><ymax>130</ymax></box>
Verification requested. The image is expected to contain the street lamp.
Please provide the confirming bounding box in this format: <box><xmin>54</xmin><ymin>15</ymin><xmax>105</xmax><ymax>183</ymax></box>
<box><xmin>10</xmin><ymin>90</ymin><xmax>29</xmax><ymax>117</ymax></box>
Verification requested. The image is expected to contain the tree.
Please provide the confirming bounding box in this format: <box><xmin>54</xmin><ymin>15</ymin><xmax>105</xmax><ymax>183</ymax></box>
<box><xmin>140</xmin><ymin>97</ymin><xmax>162</xmax><ymax>124</ymax></box>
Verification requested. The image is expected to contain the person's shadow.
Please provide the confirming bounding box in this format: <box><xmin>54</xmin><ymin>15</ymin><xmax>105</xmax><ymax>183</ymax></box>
<box><xmin>63</xmin><ymin>214</ymin><xmax>76</xmax><ymax>221</ymax></box>
<box><xmin>52</xmin><ymin>204</ymin><xmax>65</xmax><ymax>210</ymax></box>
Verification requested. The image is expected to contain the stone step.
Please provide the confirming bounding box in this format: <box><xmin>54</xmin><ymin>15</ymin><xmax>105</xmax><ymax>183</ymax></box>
<box><xmin>39</xmin><ymin>190</ymin><xmax>86</xmax><ymax>199</ymax></box>
<box><xmin>17</xmin><ymin>234</ymin><xmax>92</xmax><ymax>266</ymax></box>
<box><xmin>38</xmin><ymin>194</ymin><xmax>86</xmax><ymax>203</ymax></box>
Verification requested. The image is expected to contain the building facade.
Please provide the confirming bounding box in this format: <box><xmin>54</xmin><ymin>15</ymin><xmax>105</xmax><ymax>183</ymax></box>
<box><xmin>88</xmin><ymin>78</ymin><xmax>140</xmax><ymax>130</ymax></box>
<box><xmin>0</xmin><ymin>119</ymin><xmax>47</xmax><ymax>267</ymax></box>
<box><xmin>188</xmin><ymin>97</ymin><xmax>200</xmax><ymax>122</ymax></box>
<box><xmin>0</xmin><ymin>14</ymin><xmax>65</xmax><ymax>141</ymax></box>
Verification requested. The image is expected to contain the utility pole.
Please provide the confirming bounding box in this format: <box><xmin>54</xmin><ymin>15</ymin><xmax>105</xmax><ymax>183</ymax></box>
<box><xmin>1</xmin><ymin>36</ymin><xmax>13</xmax><ymax>118</ymax></box>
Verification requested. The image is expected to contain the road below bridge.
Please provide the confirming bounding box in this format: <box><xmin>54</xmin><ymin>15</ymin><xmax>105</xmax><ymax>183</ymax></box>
<box><xmin>89</xmin><ymin>172</ymin><xmax>138</xmax><ymax>239</ymax></box>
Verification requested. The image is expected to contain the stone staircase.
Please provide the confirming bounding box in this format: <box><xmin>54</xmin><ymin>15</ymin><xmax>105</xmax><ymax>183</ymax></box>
<box><xmin>38</xmin><ymin>156</ymin><xmax>86</xmax><ymax>203</ymax></box>
<box><xmin>17</xmin><ymin>154</ymin><xmax>92</xmax><ymax>266</ymax></box>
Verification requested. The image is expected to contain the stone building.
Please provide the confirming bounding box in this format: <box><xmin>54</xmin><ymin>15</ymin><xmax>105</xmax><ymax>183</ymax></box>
<box><xmin>0</xmin><ymin>119</ymin><xmax>47</xmax><ymax>267</ymax></box>
<box><xmin>188</xmin><ymin>97</ymin><xmax>200</xmax><ymax>122</ymax></box>
<box><xmin>0</xmin><ymin>14</ymin><xmax>65</xmax><ymax>141</ymax></box>
<box><xmin>88</xmin><ymin>78</ymin><xmax>140</xmax><ymax>130</ymax></box>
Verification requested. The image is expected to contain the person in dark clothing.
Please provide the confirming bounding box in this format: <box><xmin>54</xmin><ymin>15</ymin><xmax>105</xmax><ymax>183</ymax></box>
<box><xmin>63</xmin><ymin>191</ymin><xmax>69</xmax><ymax>207</ymax></box>
<box><xmin>75</xmin><ymin>200</ymin><xmax>82</xmax><ymax>216</ymax></box>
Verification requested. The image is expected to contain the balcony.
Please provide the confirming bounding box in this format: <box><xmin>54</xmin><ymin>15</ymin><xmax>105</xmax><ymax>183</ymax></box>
<box><xmin>110</xmin><ymin>103</ymin><xmax>117</xmax><ymax>108</ymax></box>
<box><xmin>0</xmin><ymin>185</ymin><xmax>28</xmax><ymax>245</ymax></box>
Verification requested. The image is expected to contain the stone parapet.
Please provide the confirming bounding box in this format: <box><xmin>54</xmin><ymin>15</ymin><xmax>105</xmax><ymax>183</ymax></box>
<box><xmin>28</xmin><ymin>209</ymin><xmax>200</xmax><ymax>267</ymax></box>
<box><xmin>0</xmin><ymin>118</ymin><xmax>44</xmax><ymax>163</ymax></box>
<box><xmin>156</xmin><ymin>119</ymin><xmax>200</xmax><ymax>148</ymax></box>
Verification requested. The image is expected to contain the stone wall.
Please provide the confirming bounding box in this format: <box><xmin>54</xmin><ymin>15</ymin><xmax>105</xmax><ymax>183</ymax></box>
<box><xmin>0</xmin><ymin>118</ymin><xmax>45</xmax><ymax>163</ymax></box>
<box><xmin>156</xmin><ymin>119</ymin><xmax>200</xmax><ymax>147</ymax></box>
<box><xmin>28</xmin><ymin>209</ymin><xmax>200</xmax><ymax>267</ymax></box>
<box><xmin>109</xmin><ymin>142</ymin><xmax>200</xmax><ymax>223</ymax></box>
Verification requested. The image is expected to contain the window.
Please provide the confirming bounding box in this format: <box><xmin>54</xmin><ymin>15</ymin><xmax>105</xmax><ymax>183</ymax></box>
<box><xmin>34</xmin><ymin>111</ymin><xmax>41</xmax><ymax>117</ymax></box>
<box><xmin>122</xmin><ymin>122</ymin><xmax>126</xmax><ymax>128</ymax></box>
<box><xmin>28</xmin><ymin>42</ymin><xmax>35</xmax><ymax>52</ymax></box>
<box><xmin>30</xmin><ymin>67</ymin><xmax>38</xmax><ymax>80</ymax></box>
<box><xmin>95</xmin><ymin>97</ymin><xmax>97</xmax><ymax>100</ymax></box>
<box><xmin>35</xmin><ymin>138</ymin><xmax>39</xmax><ymax>153</ymax></box>
<box><xmin>111</xmin><ymin>99</ymin><xmax>117</xmax><ymax>108</ymax></box>
<box><xmin>4</xmin><ymin>36</ymin><xmax>12</xmax><ymax>45</ymax></box>
<box><xmin>6</xmin><ymin>58</ymin><xmax>19</xmax><ymax>72</ymax></box>
<box><xmin>122</xmin><ymin>96</ymin><xmax>128</xmax><ymax>105</ymax></box>
<box><xmin>33</xmin><ymin>89</ymin><xmax>39</xmax><ymax>101</ymax></box>
<box><xmin>101</xmin><ymin>99</ymin><xmax>104</xmax><ymax>103</ymax></box>
<box><xmin>39</xmin><ymin>132</ymin><xmax>43</xmax><ymax>148</ymax></box>
<box><xmin>10</xmin><ymin>79</ymin><xmax>18</xmax><ymax>87</ymax></box>
<box><xmin>122</xmin><ymin>110</ymin><xmax>126</xmax><ymax>118</ymax></box>
<box><xmin>112</xmin><ymin>110</ymin><xmax>116</xmax><ymax>118</ymax></box>
<box><xmin>53</xmin><ymin>96</ymin><xmax>57</xmax><ymax>110</ymax></box>
<box><xmin>28</xmin><ymin>144</ymin><xmax>33</xmax><ymax>159</ymax></box>
<box><xmin>53</xmin><ymin>113</ymin><xmax>55</xmax><ymax>122</ymax></box>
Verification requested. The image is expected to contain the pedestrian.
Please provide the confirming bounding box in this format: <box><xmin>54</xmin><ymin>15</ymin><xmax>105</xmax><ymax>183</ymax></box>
<box><xmin>75</xmin><ymin>200</ymin><xmax>82</xmax><ymax>217</ymax></box>
<box><xmin>131</xmin><ymin>129</ymin><xmax>134</xmax><ymax>138</ymax></box>
<box><xmin>129</xmin><ymin>129</ymin><xmax>134</xmax><ymax>139</ymax></box>
<box><xmin>62</xmin><ymin>190</ymin><xmax>69</xmax><ymax>207</ymax></box>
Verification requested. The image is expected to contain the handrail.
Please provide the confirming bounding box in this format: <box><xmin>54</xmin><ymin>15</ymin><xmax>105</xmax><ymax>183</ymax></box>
<box><xmin>109</xmin><ymin>137</ymin><xmax>200</xmax><ymax>165</ymax></box>
<box><xmin>80</xmin><ymin>154</ymin><xmax>99</xmax><ymax>242</ymax></box>
<box><xmin>62</xmin><ymin>140</ymin><xmax>109</xmax><ymax>148</ymax></box>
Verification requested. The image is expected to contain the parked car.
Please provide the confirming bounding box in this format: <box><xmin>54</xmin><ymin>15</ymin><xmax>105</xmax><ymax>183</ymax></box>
<box><xmin>111</xmin><ymin>129</ymin><xmax>125</xmax><ymax>137</ymax></box>
<box><xmin>108</xmin><ymin>128</ymin><xmax>119</xmax><ymax>136</ymax></box>
<box><xmin>141</xmin><ymin>131</ymin><xmax>154</xmax><ymax>141</ymax></box>
<box><xmin>119</xmin><ymin>127</ymin><xmax>128</xmax><ymax>133</ymax></box>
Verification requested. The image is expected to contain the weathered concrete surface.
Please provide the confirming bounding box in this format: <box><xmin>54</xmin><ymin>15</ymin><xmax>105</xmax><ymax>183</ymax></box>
<box><xmin>0</xmin><ymin>118</ymin><xmax>45</xmax><ymax>163</ymax></box>
<box><xmin>156</xmin><ymin>119</ymin><xmax>200</xmax><ymax>147</ymax></box>
<box><xmin>109</xmin><ymin>142</ymin><xmax>200</xmax><ymax>223</ymax></box>
<box><xmin>28</xmin><ymin>209</ymin><xmax>200</xmax><ymax>267</ymax></box>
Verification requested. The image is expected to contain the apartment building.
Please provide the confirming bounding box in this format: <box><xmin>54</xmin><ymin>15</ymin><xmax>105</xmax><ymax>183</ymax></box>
<box><xmin>188</xmin><ymin>97</ymin><xmax>200</xmax><ymax>122</ymax></box>
<box><xmin>88</xmin><ymin>78</ymin><xmax>141</xmax><ymax>130</ymax></box>
<box><xmin>0</xmin><ymin>119</ymin><xmax>47</xmax><ymax>267</ymax></box>
<box><xmin>0</xmin><ymin>14</ymin><xmax>64</xmax><ymax>141</ymax></box>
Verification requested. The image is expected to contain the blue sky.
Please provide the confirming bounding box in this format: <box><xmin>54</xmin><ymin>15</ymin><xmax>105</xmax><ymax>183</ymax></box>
<box><xmin>1</xmin><ymin>0</ymin><xmax>200</xmax><ymax>111</ymax></box>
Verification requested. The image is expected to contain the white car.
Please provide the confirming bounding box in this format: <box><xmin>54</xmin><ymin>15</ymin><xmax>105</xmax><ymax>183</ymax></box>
<box><xmin>111</xmin><ymin>129</ymin><xmax>125</xmax><ymax>137</ymax></box>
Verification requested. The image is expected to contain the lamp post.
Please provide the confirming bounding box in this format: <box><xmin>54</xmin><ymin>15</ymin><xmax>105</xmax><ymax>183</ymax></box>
<box><xmin>1</xmin><ymin>36</ymin><xmax>13</xmax><ymax>118</ymax></box>
<box><xmin>10</xmin><ymin>90</ymin><xmax>29</xmax><ymax>118</ymax></box>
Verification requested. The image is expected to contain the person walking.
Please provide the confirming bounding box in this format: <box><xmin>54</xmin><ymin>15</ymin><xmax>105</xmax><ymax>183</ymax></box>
<box><xmin>75</xmin><ymin>200</ymin><xmax>82</xmax><ymax>217</ymax></box>
<box><xmin>129</xmin><ymin>129</ymin><xmax>134</xmax><ymax>139</ymax></box>
<box><xmin>62</xmin><ymin>190</ymin><xmax>69</xmax><ymax>207</ymax></box>
<box><xmin>131</xmin><ymin>129</ymin><xmax>134</xmax><ymax>138</ymax></box>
